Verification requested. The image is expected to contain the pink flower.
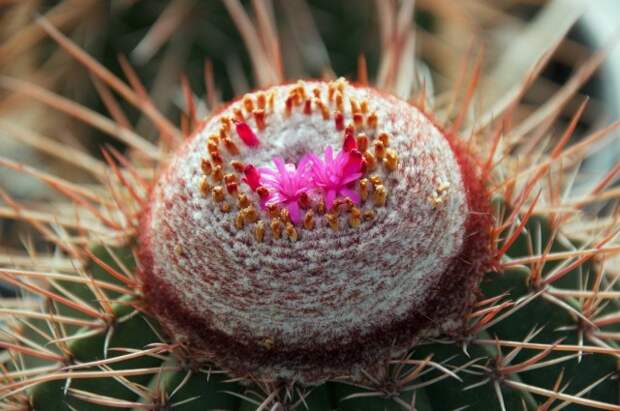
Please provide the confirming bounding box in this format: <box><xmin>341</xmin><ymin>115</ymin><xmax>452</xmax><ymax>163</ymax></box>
<box><xmin>258</xmin><ymin>157</ymin><xmax>312</xmax><ymax>224</ymax></box>
<box><xmin>305</xmin><ymin>146</ymin><xmax>364</xmax><ymax>209</ymax></box>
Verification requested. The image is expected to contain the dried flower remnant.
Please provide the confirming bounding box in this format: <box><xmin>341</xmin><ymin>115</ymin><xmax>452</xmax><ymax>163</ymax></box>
<box><xmin>138</xmin><ymin>79</ymin><xmax>493</xmax><ymax>382</ymax></box>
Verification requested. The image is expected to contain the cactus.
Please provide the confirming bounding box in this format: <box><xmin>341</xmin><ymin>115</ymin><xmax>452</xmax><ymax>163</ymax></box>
<box><xmin>1</xmin><ymin>1</ymin><xmax>620</xmax><ymax>410</ymax></box>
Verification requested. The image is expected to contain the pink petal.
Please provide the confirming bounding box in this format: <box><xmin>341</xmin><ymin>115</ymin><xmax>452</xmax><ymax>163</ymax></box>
<box><xmin>273</xmin><ymin>157</ymin><xmax>287</xmax><ymax>174</ymax></box>
<box><xmin>258</xmin><ymin>166</ymin><xmax>278</xmax><ymax>176</ymax></box>
<box><xmin>259</xmin><ymin>196</ymin><xmax>271</xmax><ymax>209</ymax></box>
<box><xmin>333</xmin><ymin>149</ymin><xmax>349</xmax><ymax>171</ymax></box>
<box><xmin>235</xmin><ymin>121</ymin><xmax>259</xmax><ymax>147</ymax></box>
<box><xmin>325</xmin><ymin>189</ymin><xmax>336</xmax><ymax>210</ymax></box>
<box><xmin>304</xmin><ymin>153</ymin><xmax>321</xmax><ymax>168</ymax></box>
<box><xmin>325</xmin><ymin>146</ymin><xmax>334</xmax><ymax>163</ymax></box>
<box><xmin>339</xmin><ymin>188</ymin><xmax>361</xmax><ymax>205</ymax></box>
<box><xmin>342</xmin><ymin>172</ymin><xmax>363</xmax><ymax>185</ymax></box>
<box><xmin>297</xmin><ymin>155</ymin><xmax>311</xmax><ymax>171</ymax></box>
<box><xmin>287</xmin><ymin>201</ymin><xmax>301</xmax><ymax>225</ymax></box>
<box><xmin>242</xmin><ymin>164</ymin><xmax>261</xmax><ymax>191</ymax></box>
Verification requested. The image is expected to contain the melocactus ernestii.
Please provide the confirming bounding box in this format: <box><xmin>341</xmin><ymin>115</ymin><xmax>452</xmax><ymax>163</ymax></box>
<box><xmin>138</xmin><ymin>78</ymin><xmax>493</xmax><ymax>382</ymax></box>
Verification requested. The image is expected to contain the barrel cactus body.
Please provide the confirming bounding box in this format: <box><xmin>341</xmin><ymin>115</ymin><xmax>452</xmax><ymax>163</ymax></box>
<box><xmin>1</xmin><ymin>1</ymin><xmax>619</xmax><ymax>411</ymax></box>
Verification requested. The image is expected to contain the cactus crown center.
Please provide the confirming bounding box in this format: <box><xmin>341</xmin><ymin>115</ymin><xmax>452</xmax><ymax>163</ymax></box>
<box><xmin>198</xmin><ymin>78</ymin><xmax>398</xmax><ymax>240</ymax></box>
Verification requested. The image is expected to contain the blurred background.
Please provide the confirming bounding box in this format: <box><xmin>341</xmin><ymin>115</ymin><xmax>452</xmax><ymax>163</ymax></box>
<box><xmin>1</xmin><ymin>0</ymin><xmax>619</xmax><ymax>292</ymax></box>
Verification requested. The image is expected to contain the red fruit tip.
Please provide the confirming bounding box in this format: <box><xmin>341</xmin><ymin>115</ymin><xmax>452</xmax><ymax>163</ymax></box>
<box><xmin>242</xmin><ymin>164</ymin><xmax>261</xmax><ymax>191</ymax></box>
<box><xmin>343</xmin><ymin>131</ymin><xmax>357</xmax><ymax>152</ymax></box>
<box><xmin>235</xmin><ymin>121</ymin><xmax>260</xmax><ymax>147</ymax></box>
